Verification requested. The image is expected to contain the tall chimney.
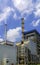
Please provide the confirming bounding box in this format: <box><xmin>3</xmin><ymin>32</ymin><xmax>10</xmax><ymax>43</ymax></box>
<box><xmin>21</xmin><ymin>18</ymin><xmax>24</xmax><ymax>44</ymax></box>
<box><xmin>4</xmin><ymin>23</ymin><xmax>7</xmax><ymax>44</ymax></box>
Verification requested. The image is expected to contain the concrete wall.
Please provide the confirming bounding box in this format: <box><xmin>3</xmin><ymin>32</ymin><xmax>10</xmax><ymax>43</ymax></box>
<box><xmin>0</xmin><ymin>44</ymin><xmax>17</xmax><ymax>65</ymax></box>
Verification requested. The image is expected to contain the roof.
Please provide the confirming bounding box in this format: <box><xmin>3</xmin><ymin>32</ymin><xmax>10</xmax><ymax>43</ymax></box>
<box><xmin>24</xmin><ymin>29</ymin><xmax>40</xmax><ymax>36</ymax></box>
<box><xmin>0</xmin><ymin>41</ymin><xmax>14</xmax><ymax>46</ymax></box>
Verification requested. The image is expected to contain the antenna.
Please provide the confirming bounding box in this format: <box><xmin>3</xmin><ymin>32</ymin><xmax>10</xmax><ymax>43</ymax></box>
<box><xmin>21</xmin><ymin>18</ymin><xmax>24</xmax><ymax>44</ymax></box>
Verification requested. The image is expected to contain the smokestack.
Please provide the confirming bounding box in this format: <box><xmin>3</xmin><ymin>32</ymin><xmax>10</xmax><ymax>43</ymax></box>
<box><xmin>4</xmin><ymin>22</ymin><xmax>7</xmax><ymax>44</ymax></box>
<box><xmin>21</xmin><ymin>18</ymin><xmax>24</xmax><ymax>44</ymax></box>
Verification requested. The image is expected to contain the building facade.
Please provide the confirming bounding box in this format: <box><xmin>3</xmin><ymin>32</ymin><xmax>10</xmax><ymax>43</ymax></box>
<box><xmin>16</xmin><ymin>30</ymin><xmax>40</xmax><ymax>65</ymax></box>
<box><xmin>0</xmin><ymin>30</ymin><xmax>40</xmax><ymax>65</ymax></box>
<box><xmin>16</xmin><ymin>40</ymin><xmax>39</xmax><ymax>65</ymax></box>
<box><xmin>16</xmin><ymin>42</ymin><xmax>31</xmax><ymax>65</ymax></box>
<box><xmin>24</xmin><ymin>30</ymin><xmax>40</xmax><ymax>63</ymax></box>
<box><xmin>0</xmin><ymin>41</ymin><xmax>17</xmax><ymax>65</ymax></box>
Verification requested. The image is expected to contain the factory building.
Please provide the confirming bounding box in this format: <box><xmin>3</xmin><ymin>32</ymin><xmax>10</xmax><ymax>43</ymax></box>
<box><xmin>16</xmin><ymin>41</ymin><xmax>31</xmax><ymax>65</ymax></box>
<box><xmin>16</xmin><ymin>18</ymin><xmax>40</xmax><ymax>65</ymax></box>
<box><xmin>0</xmin><ymin>18</ymin><xmax>40</xmax><ymax>65</ymax></box>
<box><xmin>24</xmin><ymin>30</ymin><xmax>40</xmax><ymax>62</ymax></box>
<box><xmin>16</xmin><ymin>39</ymin><xmax>39</xmax><ymax>65</ymax></box>
<box><xmin>0</xmin><ymin>29</ymin><xmax>40</xmax><ymax>65</ymax></box>
<box><xmin>0</xmin><ymin>21</ymin><xmax>17</xmax><ymax>65</ymax></box>
<box><xmin>0</xmin><ymin>41</ymin><xmax>17</xmax><ymax>65</ymax></box>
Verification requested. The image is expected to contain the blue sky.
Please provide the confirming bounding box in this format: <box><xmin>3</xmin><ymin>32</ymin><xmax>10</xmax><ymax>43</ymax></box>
<box><xmin>0</xmin><ymin>0</ymin><xmax>40</xmax><ymax>42</ymax></box>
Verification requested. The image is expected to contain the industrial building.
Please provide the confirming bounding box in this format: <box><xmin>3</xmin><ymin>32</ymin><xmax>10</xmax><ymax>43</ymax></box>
<box><xmin>0</xmin><ymin>18</ymin><xmax>40</xmax><ymax>65</ymax></box>
<box><xmin>0</xmin><ymin>41</ymin><xmax>17</xmax><ymax>65</ymax></box>
<box><xmin>24</xmin><ymin>29</ymin><xmax>40</xmax><ymax>62</ymax></box>
<box><xmin>16</xmin><ymin>30</ymin><xmax>40</xmax><ymax>65</ymax></box>
<box><xmin>0</xmin><ymin>29</ymin><xmax>40</xmax><ymax>65</ymax></box>
<box><xmin>16</xmin><ymin>41</ymin><xmax>31</xmax><ymax>65</ymax></box>
<box><xmin>16</xmin><ymin>18</ymin><xmax>40</xmax><ymax>65</ymax></box>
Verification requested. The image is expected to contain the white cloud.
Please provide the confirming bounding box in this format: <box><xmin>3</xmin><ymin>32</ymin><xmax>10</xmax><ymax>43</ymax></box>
<box><xmin>0</xmin><ymin>36</ymin><xmax>3</xmax><ymax>43</ymax></box>
<box><xmin>13</xmin><ymin>13</ymin><xmax>18</xmax><ymax>19</ymax></box>
<box><xmin>34</xmin><ymin>9</ymin><xmax>40</xmax><ymax>17</ymax></box>
<box><xmin>7</xmin><ymin>27</ymin><xmax>21</xmax><ymax>42</ymax></box>
<box><xmin>34</xmin><ymin>0</ymin><xmax>40</xmax><ymax>17</ymax></box>
<box><xmin>0</xmin><ymin>0</ymin><xmax>13</xmax><ymax>10</ymax></box>
<box><xmin>31</xmin><ymin>0</ymin><xmax>40</xmax><ymax>27</ymax></box>
<box><xmin>13</xmin><ymin>13</ymin><xmax>23</xmax><ymax>20</ymax></box>
<box><xmin>0</xmin><ymin>38</ymin><xmax>3</xmax><ymax>41</ymax></box>
<box><xmin>12</xmin><ymin>0</ymin><xmax>33</xmax><ymax>15</ymax></box>
<box><xmin>0</xmin><ymin>0</ymin><xmax>40</xmax><ymax>20</ymax></box>
<box><xmin>0</xmin><ymin>7</ymin><xmax>14</xmax><ymax>23</ymax></box>
<box><xmin>0</xmin><ymin>38</ymin><xmax>3</xmax><ymax>43</ymax></box>
<box><xmin>31</xmin><ymin>19</ymin><xmax>40</xmax><ymax>27</ymax></box>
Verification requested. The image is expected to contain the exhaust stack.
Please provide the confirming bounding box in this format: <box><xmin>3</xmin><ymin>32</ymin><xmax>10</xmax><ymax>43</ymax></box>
<box><xmin>21</xmin><ymin>18</ymin><xmax>24</xmax><ymax>44</ymax></box>
<box><xmin>4</xmin><ymin>23</ymin><xmax>7</xmax><ymax>44</ymax></box>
